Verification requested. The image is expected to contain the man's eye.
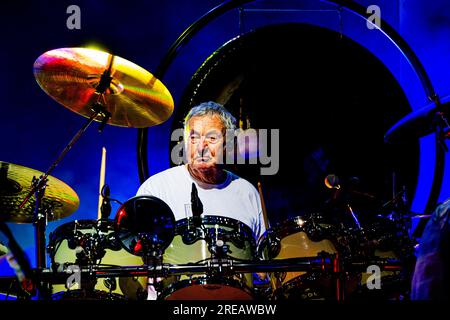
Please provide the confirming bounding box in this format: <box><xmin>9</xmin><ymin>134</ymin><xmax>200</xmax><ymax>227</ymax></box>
<box><xmin>207</xmin><ymin>134</ymin><xmax>221</xmax><ymax>143</ymax></box>
<box><xmin>190</xmin><ymin>136</ymin><xmax>199</xmax><ymax>143</ymax></box>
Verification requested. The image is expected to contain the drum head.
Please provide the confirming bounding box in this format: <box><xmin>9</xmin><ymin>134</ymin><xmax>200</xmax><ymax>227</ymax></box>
<box><xmin>114</xmin><ymin>196</ymin><xmax>175</xmax><ymax>256</ymax></box>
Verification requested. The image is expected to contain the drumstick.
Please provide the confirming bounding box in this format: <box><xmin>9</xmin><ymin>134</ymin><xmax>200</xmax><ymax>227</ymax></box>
<box><xmin>257</xmin><ymin>181</ymin><xmax>270</xmax><ymax>230</ymax></box>
<box><xmin>97</xmin><ymin>147</ymin><xmax>106</xmax><ymax>220</ymax></box>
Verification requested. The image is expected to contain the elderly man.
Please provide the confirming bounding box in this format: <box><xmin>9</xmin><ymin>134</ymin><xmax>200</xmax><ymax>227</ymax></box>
<box><xmin>137</xmin><ymin>101</ymin><xmax>265</xmax><ymax>240</ymax></box>
<box><xmin>136</xmin><ymin>101</ymin><xmax>266</xmax><ymax>299</ymax></box>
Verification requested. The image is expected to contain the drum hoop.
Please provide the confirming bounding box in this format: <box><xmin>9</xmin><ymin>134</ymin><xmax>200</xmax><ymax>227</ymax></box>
<box><xmin>272</xmin><ymin>271</ymin><xmax>334</xmax><ymax>300</ymax></box>
<box><xmin>257</xmin><ymin>214</ymin><xmax>340</xmax><ymax>258</ymax></box>
<box><xmin>158</xmin><ymin>276</ymin><xmax>254</xmax><ymax>300</ymax></box>
<box><xmin>49</xmin><ymin>219</ymin><xmax>113</xmax><ymax>244</ymax></box>
<box><xmin>175</xmin><ymin>215</ymin><xmax>257</xmax><ymax>249</ymax></box>
<box><xmin>48</xmin><ymin>219</ymin><xmax>116</xmax><ymax>266</ymax></box>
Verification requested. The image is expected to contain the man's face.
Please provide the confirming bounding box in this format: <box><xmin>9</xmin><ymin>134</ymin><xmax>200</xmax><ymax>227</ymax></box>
<box><xmin>186</xmin><ymin>115</ymin><xmax>225</xmax><ymax>171</ymax></box>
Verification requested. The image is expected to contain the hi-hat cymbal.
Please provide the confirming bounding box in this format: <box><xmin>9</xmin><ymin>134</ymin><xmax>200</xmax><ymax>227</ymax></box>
<box><xmin>0</xmin><ymin>243</ymin><xmax>7</xmax><ymax>256</ymax></box>
<box><xmin>33</xmin><ymin>48</ymin><xmax>174</xmax><ymax>128</ymax></box>
<box><xmin>0</xmin><ymin>161</ymin><xmax>79</xmax><ymax>223</ymax></box>
<box><xmin>384</xmin><ymin>98</ymin><xmax>450</xmax><ymax>143</ymax></box>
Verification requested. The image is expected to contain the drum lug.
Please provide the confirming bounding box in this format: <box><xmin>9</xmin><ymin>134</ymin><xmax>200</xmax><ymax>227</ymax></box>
<box><xmin>267</xmin><ymin>232</ymin><xmax>281</xmax><ymax>259</ymax></box>
<box><xmin>103</xmin><ymin>277</ymin><xmax>117</xmax><ymax>292</ymax></box>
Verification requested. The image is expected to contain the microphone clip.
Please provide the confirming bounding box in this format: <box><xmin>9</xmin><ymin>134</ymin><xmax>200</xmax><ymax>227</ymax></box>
<box><xmin>100</xmin><ymin>184</ymin><xmax>112</xmax><ymax>221</ymax></box>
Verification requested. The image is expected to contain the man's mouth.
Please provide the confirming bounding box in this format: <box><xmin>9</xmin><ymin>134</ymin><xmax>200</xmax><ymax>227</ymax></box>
<box><xmin>194</xmin><ymin>157</ymin><xmax>211</xmax><ymax>162</ymax></box>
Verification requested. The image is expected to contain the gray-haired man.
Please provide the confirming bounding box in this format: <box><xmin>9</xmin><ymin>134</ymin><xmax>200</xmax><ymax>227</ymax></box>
<box><xmin>137</xmin><ymin>101</ymin><xmax>266</xmax><ymax>299</ymax></box>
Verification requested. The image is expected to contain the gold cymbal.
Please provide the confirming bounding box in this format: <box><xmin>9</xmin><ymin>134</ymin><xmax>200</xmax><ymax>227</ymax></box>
<box><xmin>33</xmin><ymin>48</ymin><xmax>174</xmax><ymax>128</ymax></box>
<box><xmin>0</xmin><ymin>243</ymin><xmax>7</xmax><ymax>256</ymax></box>
<box><xmin>0</xmin><ymin>161</ymin><xmax>79</xmax><ymax>223</ymax></box>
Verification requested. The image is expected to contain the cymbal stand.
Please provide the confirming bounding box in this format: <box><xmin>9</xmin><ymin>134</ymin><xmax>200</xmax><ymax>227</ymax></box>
<box><xmin>433</xmin><ymin>101</ymin><xmax>450</xmax><ymax>152</ymax></box>
<box><xmin>138</xmin><ymin>233</ymin><xmax>166</xmax><ymax>300</ymax></box>
<box><xmin>18</xmin><ymin>55</ymin><xmax>116</xmax><ymax>299</ymax></box>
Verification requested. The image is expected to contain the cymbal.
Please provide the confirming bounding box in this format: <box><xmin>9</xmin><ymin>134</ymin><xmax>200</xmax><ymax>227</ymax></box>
<box><xmin>33</xmin><ymin>48</ymin><xmax>174</xmax><ymax>128</ymax></box>
<box><xmin>0</xmin><ymin>161</ymin><xmax>79</xmax><ymax>223</ymax></box>
<box><xmin>384</xmin><ymin>99</ymin><xmax>450</xmax><ymax>143</ymax></box>
<box><xmin>0</xmin><ymin>243</ymin><xmax>7</xmax><ymax>256</ymax></box>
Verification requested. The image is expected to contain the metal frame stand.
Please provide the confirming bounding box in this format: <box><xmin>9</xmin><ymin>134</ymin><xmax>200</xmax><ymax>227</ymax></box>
<box><xmin>16</xmin><ymin>56</ymin><xmax>116</xmax><ymax>299</ymax></box>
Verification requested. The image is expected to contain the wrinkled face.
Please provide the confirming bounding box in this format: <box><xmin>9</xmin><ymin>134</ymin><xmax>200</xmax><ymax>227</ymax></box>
<box><xmin>186</xmin><ymin>115</ymin><xmax>225</xmax><ymax>171</ymax></box>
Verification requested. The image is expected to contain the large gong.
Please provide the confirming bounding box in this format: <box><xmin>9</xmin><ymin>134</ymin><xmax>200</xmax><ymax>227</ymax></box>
<box><xmin>171</xmin><ymin>23</ymin><xmax>419</xmax><ymax>226</ymax></box>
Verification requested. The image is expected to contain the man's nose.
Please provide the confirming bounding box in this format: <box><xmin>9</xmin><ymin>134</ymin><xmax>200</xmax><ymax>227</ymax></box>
<box><xmin>196</xmin><ymin>137</ymin><xmax>208</xmax><ymax>152</ymax></box>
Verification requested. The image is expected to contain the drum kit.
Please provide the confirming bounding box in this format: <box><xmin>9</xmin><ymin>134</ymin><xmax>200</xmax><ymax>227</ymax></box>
<box><xmin>0</xmin><ymin>46</ymin><xmax>446</xmax><ymax>301</ymax></box>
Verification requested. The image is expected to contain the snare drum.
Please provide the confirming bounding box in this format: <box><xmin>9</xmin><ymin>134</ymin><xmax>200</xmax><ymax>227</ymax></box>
<box><xmin>48</xmin><ymin>219</ymin><xmax>147</xmax><ymax>300</ymax></box>
<box><xmin>159</xmin><ymin>216</ymin><xmax>256</xmax><ymax>300</ymax></box>
<box><xmin>258</xmin><ymin>213</ymin><xmax>349</xmax><ymax>300</ymax></box>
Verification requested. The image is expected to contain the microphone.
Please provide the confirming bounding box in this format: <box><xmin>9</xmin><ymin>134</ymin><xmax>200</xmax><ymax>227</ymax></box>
<box><xmin>324</xmin><ymin>174</ymin><xmax>371</xmax><ymax>196</ymax></box>
<box><xmin>100</xmin><ymin>185</ymin><xmax>112</xmax><ymax>221</ymax></box>
<box><xmin>324</xmin><ymin>174</ymin><xmax>341</xmax><ymax>190</ymax></box>
<box><xmin>191</xmin><ymin>183</ymin><xmax>203</xmax><ymax>226</ymax></box>
<box><xmin>324</xmin><ymin>174</ymin><xmax>344</xmax><ymax>202</ymax></box>
<box><xmin>324</xmin><ymin>174</ymin><xmax>362</xmax><ymax>189</ymax></box>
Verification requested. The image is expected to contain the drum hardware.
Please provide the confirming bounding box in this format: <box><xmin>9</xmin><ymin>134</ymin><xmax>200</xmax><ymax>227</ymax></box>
<box><xmin>182</xmin><ymin>219</ymin><xmax>246</xmax><ymax>252</ymax></box>
<box><xmin>343</xmin><ymin>258</ymin><xmax>404</xmax><ymax>272</ymax></box>
<box><xmin>0</xmin><ymin>47</ymin><xmax>175</xmax><ymax>300</ymax></box>
<box><xmin>257</xmin><ymin>212</ymin><xmax>409</xmax><ymax>300</ymax></box>
<box><xmin>0</xmin><ymin>222</ymin><xmax>34</xmax><ymax>298</ymax></box>
<box><xmin>206</xmin><ymin>257</ymin><xmax>234</xmax><ymax>276</ymax></box>
<box><xmin>2</xmin><ymin>46</ymin><xmax>175</xmax><ymax>299</ymax></box>
<box><xmin>208</xmin><ymin>238</ymin><xmax>230</xmax><ymax>260</ymax></box>
<box><xmin>113</xmin><ymin>196</ymin><xmax>175</xmax><ymax>259</ymax></box>
<box><xmin>333</xmin><ymin>253</ymin><xmax>345</xmax><ymax>301</ymax></box>
<box><xmin>47</xmin><ymin>219</ymin><xmax>149</xmax><ymax>299</ymax></box>
<box><xmin>48</xmin><ymin>220</ymin><xmax>120</xmax><ymax>268</ymax></box>
<box><xmin>113</xmin><ymin>195</ymin><xmax>176</xmax><ymax>297</ymax></box>
<box><xmin>98</xmin><ymin>185</ymin><xmax>112</xmax><ymax>228</ymax></box>
<box><xmin>17</xmin><ymin>101</ymin><xmax>112</xmax><ymax>275</ymax></box>
<box><xmin>23</xmin><ymin>47</ymin><xmax>164</xmax><ymax>274</ymax></box>
<box><xmin>103</xmin><ymin>277</ymin><xmax>117</xmax><ymax>293</ymax></box>
<box><xmin>33</xmin><ymin>253</ymin><xmax>336</xmax><ymax>280</ymax></box>
<box><xmin>191</xmin><ymin>183</ymin><xmax>203</xmax><ymax>225</ymax></box>
<box><xmin>161</xmin><ymin>215</ymin><xmax>258</xmax><ymax>300</ymax></box>
<box><xmin>16</xmin><ymin>255</ymin><xmax>333</xmax><ymax>301</ymax></box>
<box><xmin>346</xmin><ymin>204</ymin><xmax>362</xmax><ymax>230</ymax></box>
<box><xmin>94</xmin><ymin>177</ymin><xmax>131</xmax><ymax>299</ymax></box>
<box><xmin>264</xmin><ymin>230</ymin><xmax>281</xmax><ymax>258</ymax></box>
<box><xmin>385</xmin><ymin>99</ymin><xmax>450</xmax><ymax>146</ymax></box>
<box><xmin>180</xmin><ymin>225</ymin><xmax>203</xmax><ymax>245</ymax></box>
<box><xmin>0</xmin><ymin>276</ymin><xmax>32</xmax><ymax>300</ymax></box>
<box><xmin>33</xmin><ymin>47</ymin><xmax>174</xmax><ymax>129</ymax></box>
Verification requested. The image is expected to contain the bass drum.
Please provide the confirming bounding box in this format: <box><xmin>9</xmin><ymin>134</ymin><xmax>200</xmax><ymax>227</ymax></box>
<box><xmin>48</xmin><ymin>219</ymin><xmax>147</xmax><ymax>300</ymax></box>
<box><xmin>159</xmin><ymin>216</ymin><xmax>256</xmax><ymax>300</ymax></box>
<box><xmin>258</xmin><ymin>213</ymin><xmax>357</xmax><ymax>300</ymax></box>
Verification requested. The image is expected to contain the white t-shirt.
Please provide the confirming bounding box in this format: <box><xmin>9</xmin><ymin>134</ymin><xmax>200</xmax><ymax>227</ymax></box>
<box><xmin>136</xmin><ymin>165</ymin><xmax>265</xmax><ymax>241</ymax></box>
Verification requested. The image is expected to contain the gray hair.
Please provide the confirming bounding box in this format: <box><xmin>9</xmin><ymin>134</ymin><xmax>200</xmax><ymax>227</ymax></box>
<box><xmin>183</xmin><ymin>101</ymin><xmax>237</xmax><ymax>134</ymax></box>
